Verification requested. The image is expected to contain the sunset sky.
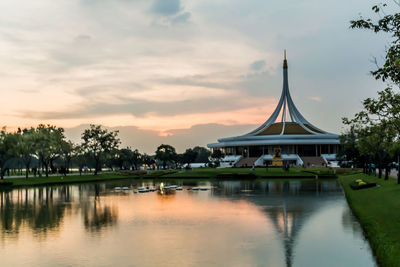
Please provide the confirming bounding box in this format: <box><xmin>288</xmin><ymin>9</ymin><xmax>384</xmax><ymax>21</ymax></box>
<box><xmin>0</xmin><ymin>0</ymin><xmax>396</xmax><ymax>153</ymax></box>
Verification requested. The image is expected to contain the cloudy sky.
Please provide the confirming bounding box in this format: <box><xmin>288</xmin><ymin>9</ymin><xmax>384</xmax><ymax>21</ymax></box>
<box><xmin>0</xmin><ymin>0</ymin><xmax>396</xmax><ymax>153</ymax></box>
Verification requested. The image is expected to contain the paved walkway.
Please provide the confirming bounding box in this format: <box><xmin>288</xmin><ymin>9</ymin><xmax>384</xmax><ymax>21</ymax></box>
<box><xmin>374</xmin><ymin>169</ymin><xmax>398</xmax><ymax>179</ymax></box>
<box><xmin>3</xmin><ymin>172</ymin><xmax>99</xmax><ymax>179</ymax></box>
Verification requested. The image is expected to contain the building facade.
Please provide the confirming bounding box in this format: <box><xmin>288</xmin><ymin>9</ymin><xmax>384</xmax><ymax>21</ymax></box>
<box><xmin>207</xmin><ymin>52</ymin><xmax>340</xmax><ymax>167</ymax></box>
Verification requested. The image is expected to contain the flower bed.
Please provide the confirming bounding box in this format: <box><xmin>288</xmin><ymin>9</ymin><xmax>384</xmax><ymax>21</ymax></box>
<box><xmin>350</xmin><ymin>179</ymin><xmax>377</xmax><ymax>190</ymax></box>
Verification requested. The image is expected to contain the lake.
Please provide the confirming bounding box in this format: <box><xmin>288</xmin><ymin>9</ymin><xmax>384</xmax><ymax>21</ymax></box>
<box><xmin>0</xmin><ymin>179</ymin><xmax>376</xmax><ymax>266</ymax></box>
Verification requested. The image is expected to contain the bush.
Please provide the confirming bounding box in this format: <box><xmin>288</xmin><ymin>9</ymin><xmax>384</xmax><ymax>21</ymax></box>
<box><xmin>350</xmin><ymin>179</ymin><xmax>376</xmax><ymax>190</ymax></box>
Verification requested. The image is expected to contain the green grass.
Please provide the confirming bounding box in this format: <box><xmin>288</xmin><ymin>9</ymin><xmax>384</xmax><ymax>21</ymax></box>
<box><xmin>0</xmin><ymin>167</ymin><xmax>343</xmax><ymax>188</ymax></box>
<box><xmin>339</xmin><ymin>173</ymin><xmax>400</xmax><ymax>267</ymax></box>
<box><xmin>1</xmin><ymin>173</ymin><xmax>133</xmax><ymax>187</ymax></box>
<box><xmin>0</xmin><ymin>167</ymin><xmax>342</xmax><ymax>187</ymax></box>
<box><xmin>162</xmin><ymin>167</ymin><xmax>338</xmax><ymax>178</ymax></box>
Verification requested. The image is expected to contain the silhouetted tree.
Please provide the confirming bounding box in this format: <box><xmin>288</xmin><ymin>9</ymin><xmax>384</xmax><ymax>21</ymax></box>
<box><xmin>155</xmin><ymin>144</ymin><xmax>177</xmax><ymax>169</ymax></box>
<box><xmin>0</xmin><ymin>129</ymin><xmax>16</xmax><ymax>179</ymax></box>
<box><xmin>344</xmin><ymin>1</ymin><xmax>400</xmax><ymax>182</ymax></box>
<box><xmin>81</xmin><ymin>125</ymin><xmax>120</xmax><ymax>175</ymax></box>
<box><xmin>15</xmin><ymin>128</ymin><xmax>36</xmax><ymax>179</ymax></box>
<box><xmin>182</xmin><ymin>148</ymin><xmax>198</xmax><ymax>166</ymax></box>
<box><xmin>33</xmin><ymin>125</ymin><xmax>65</xmax><ymax>177</ymax></box>
<box><xmin>193</xmin><ymin>146</ymin><xmax>211</xmax><ymax>163</ymax></box>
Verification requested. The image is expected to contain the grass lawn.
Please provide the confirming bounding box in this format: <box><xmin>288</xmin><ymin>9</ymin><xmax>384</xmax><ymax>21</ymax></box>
<box><xmin>1</xmin><ymin>173</ymin><xmax>132</xmax><ymax>187</ymax></box>
<box><xmin>339</xmin><ymin>173</ymin><xmax>400</xmax><ymax>267</ymax></box>
<box><xmin>162</xmin><ymin>167</ymin><xmax>336</xmax><ymax>178</ymax></box>
<box><xmin>0</xmin><ymin>167</ymin><xmax>340</xmax><ymax>187</ymax></box>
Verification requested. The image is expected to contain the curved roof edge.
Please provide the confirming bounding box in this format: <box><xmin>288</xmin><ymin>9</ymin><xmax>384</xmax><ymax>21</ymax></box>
<box><xmin>208</xmin><ymin>138</ymin><xmax>340</xmax><ymax>148</ymax></box>
<box><xmin>218</xmin><ymin>133</ymin><xmax>339</xmax><ymax>143</ymax></box>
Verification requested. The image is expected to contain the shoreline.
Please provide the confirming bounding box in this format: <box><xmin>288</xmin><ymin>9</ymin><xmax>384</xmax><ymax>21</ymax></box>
<box><xmin>0</xmin><ymin>167</ymin><xmax>340</xmax><ymax>188</ymax></box>
<box><xmin>339</xmin><ymin>173</ymin><xmax>400</xmax><ymax>267</ymax></box>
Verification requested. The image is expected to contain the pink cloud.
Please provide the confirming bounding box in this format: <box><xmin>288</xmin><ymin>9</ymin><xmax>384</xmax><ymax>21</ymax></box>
<box><xmin>309</xmin><ymin>96</ymin><xmax>322</xmax><ymax>102</ymax></box>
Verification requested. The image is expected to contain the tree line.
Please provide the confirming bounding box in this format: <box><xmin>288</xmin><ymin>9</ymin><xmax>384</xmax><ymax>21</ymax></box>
<box><xmin>340</xmin><ymin>1</ymin><xmax>400</xmax><ymax>182</ymax></box>
<box><xmin>0</xmin><ymin>124</ymin><xmax>212</xmax><ymax>179</ymax></box>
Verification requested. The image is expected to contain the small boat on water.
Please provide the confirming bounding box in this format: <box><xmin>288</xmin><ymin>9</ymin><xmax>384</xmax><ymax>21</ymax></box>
<box><xmin>176</xmin><ymin>187</ymin><xmax>183</xmax><ymax>191</ymax></box>
<box><xmin>122</xmin><ymin>187</ymin><xmax>130</xmax><ymax>190</ymax></box>
<box><xmin>138</xmin><ymin>187</ymin><xmax>149</xmax><ymax>193</ymax></box>
<box><xmin>191</xmin><ymin>187</ymin><xmax>200</xmax><ymax>191</ymax></box>
<box><xmin>200</xmin><ymin>188</ymin><xmax>209</xmax><ymax>191</ymax></box>
<box><xmin>164</xmin><ymin>185</ymin><xmax>178</xmax><ymax>190</ymax></box>
<box><xmin>114</xmin><ymin>187</ymin><xmax>122</xmax><ymax>190</ymax></box>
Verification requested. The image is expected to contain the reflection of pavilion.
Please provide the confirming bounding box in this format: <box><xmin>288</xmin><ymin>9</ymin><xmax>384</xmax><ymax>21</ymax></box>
<box><xmin>213</xmin><ymin>180</ymin><xmax>342</xmax><ymax>267</ymax></box>
<box><xmin>267</xmin><ymin>202</ymin><xmax>306</xmax><ymax>267</ymax></box>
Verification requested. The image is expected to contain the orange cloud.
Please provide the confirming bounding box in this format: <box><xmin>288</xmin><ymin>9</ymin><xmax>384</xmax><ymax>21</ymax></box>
<box><xmin>309</xmin><ymin>96</ymin><xmax>322</xmax><ymax>102</ymax></box>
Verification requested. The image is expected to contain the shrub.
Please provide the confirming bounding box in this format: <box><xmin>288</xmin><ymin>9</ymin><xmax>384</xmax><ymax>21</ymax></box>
<box><xmin>350</xmin><ymin>179</ymin><xmax>376</xmax><ymax>190</ymax></box>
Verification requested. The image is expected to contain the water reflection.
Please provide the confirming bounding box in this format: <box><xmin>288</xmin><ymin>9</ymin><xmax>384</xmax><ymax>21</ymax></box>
<box><xmin>210</xmin><ymin>180</ymin><xmax>345</xmax><ymax>267</ymax></box>
<box><xmin>0</xmin><ymin>185</ymin><xmax>118</xmax><ymax>237</ymax></box>
<box><xmin>0</xmin><ymin>180</ymin><xmax>375</xmax><ymax>267</ymax></box>
<box><xmin>0</xmin><ymin>187</ymin><xmax>69</xmax><ymax>236</ymax></box>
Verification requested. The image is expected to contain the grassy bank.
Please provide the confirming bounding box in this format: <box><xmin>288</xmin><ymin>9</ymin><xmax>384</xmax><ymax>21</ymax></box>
<box><xmin>0</xmin><ymin>167</ymin><xmax>338</xmax><ymax>187</ymax></box>
<box><xmin>162</xmin><ymin>167</ymin><xmax>337</xmax><ymax>179</ymax></box>
<box><xmin>1</xmin><ymin>173</ymin><xmax>134</xmax><ymax>187</ymax></box>
<box><xmin>339</xmin><ymin>174</ymin><xmax>400</xmax><ymax>267</ymax></box>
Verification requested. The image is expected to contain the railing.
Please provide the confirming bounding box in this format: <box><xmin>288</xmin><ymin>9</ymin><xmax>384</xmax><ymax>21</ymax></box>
<box><xmin>219</xmin><ymin>155</ymin><xmax>242</xmax><ymax>168</ymax></box>
<box><xmin>255</xmin><ymin>154</ymin><xmax>303</xmax><ymax>166</ymax></box>
<box><xmin>321</xmin><ymin>154</ymin><xmax>337</xmax><ymax>164</ymax></box>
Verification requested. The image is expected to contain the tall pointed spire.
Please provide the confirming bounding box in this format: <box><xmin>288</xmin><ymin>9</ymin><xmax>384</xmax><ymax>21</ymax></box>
<box><xmin>246</xmin><ymin>50</ymin><xmax>327</xmax><ymax>136</ymax></box>
<box><xmin>283</xmin><ymin>49</ymin><xmax>288</xmax><ymax>69</ymax></box>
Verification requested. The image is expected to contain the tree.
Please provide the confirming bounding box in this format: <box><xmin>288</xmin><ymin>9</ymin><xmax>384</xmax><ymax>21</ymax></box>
<box><xmin>193</xmin><ymin>146</ymin><xmax>211</xmax><ymax>163</ymax></box>
<box><xmin>155</xmin><ymin>144</ymin><xmax>177</xmax><ymax>169</ymax></box>
<box><xmin>119</xmin><ymin>147</ymin><xmax>142</xmax><ymax>170</ymax></box>
<box><xmin>104</xmin><ymin>148</ymin><xmax>119</xmax><ymax>171</ymax></box>
<box><xmin>34</xmin><ymin>124</ymin><xmax>65</xmax><ymax>177</ymax></box>
<box><xmin>210</xmin><ymin>149</ymin><xmax>224</xmax><ymax>167</ymax></box>
<box><xmin>357</xmin><ymin>124</ymin><xmax>395</xmax><ymax>179</ymax></box>
<box><xmin>350</xmin><ymin>1</ymin><xmax>400</xmax><ymax>86</ymax></box>
<box><xmin>344</xmin><ymin>2</ymin><xmax>400</xmax><ymax>183</ymax></box>
<box><xmin>81</xmin><ymin>125</ymin><xmax>120</xmax><ymax>175</ymax></box>
<box><xmin>0</xmin><ymin>129</ymin><xmax>15</xmax><ymax>179</ymax></box>
<box><xmin>338</xmin><ymin>126</ymin><xmax>363</xmax><ymax>168</ymax></box>
<box><xmin>142</xmin><ymin>153</ymin><xmax>155</xmax><ymax>169</ymax></box>
<box><xmin>15</xmin><ymin>128</ymin><xmax>36</xmax><ymax>179</ymax></box>
<box><xmin>72</xmin><ymin>145</ymin><xmax>89</xmax><ymax>175</ymax></box>
<box><xmin>182</xmin><ymin>148</ymin><xmax>198</xmax><ymax>166</ymax></box>
<box><xmin>130</xmin><ymin>149</ymin><xmax>142</xmax><ymax>170</ymax></box>
<box><xmin>113</xmin><ymin>149</ymin><xmax>125</xmax><ymax>170</ymax></box>
<box><xmin>60</xmin><ymin>140</ymin><xmax>74</xmax><ymax>175</ymax></box>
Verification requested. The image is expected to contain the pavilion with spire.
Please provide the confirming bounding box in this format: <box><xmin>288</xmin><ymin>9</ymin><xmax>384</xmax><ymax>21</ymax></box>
<box><xmin>207</xmin><ymin>51</ymin><xmax>340</xmax><ymax>167</ymax></box>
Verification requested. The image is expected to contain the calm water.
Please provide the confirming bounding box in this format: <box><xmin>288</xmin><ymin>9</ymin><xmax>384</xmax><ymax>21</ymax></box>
<box><xmin>0</xmin><ymin>179</ymin><xmax>376</xmax><ymax>267</ymax></box>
